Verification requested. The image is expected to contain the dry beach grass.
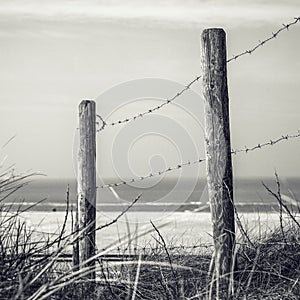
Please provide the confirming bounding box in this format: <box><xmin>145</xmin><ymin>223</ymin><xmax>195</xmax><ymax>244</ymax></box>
<box><xmin>0</xmin><ymin>171</ymin><xmax>299</xmax><ymax>299</ymax></box>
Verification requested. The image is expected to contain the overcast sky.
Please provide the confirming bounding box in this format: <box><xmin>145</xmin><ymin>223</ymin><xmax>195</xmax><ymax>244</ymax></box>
<box><xmin>0</xmin><ymin>0</ymin><xmax>299</xmax><ymax>180</ymax></box>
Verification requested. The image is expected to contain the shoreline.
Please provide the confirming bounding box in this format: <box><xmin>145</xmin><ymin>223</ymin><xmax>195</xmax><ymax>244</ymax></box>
<box><xmin>2</xmin><ymin>202</ymin><xmax>285</xmax><ymax>213</ymax></box>
<box><xmin>16</xmin><ymin>210</ymin><xmax>287</xmax><ymax>250</ymax></box>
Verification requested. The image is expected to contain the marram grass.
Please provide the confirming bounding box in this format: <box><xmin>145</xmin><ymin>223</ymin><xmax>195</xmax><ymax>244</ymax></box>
<box><xmin>0</xmin><ymin>172</ymin><xmax>299</xmax><ymax>299</ymax></box>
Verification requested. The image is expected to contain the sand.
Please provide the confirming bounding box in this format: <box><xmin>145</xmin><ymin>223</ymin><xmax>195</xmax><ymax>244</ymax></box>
<box><xmin>18</xmin><ymin>210</ymin><xmax>284</xmax><ymax>252</ymax></box>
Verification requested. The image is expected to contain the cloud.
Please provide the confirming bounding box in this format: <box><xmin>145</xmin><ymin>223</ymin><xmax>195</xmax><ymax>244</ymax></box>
<box><xmin>0</xmin><ymin>0</ymin><xmax>298</xmax><ymax>28</ymax></box>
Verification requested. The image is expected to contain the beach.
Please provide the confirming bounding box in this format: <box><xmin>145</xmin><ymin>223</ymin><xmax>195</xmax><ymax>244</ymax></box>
<box><xmin>19</xmin><ymin>210</ymin><xmax>284</xmax><ymax>251</ymax></box>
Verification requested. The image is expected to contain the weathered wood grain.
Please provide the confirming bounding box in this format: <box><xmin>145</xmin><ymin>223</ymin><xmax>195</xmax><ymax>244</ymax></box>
<box><xmin>201</xmin><ymin>28</ymin><xmax>235</xmax><ymax>298</ymax></box>
<box><xmin>77</xmin><ymin>100</ymin><xmax>97</xmax><ymax>281</ymax></box>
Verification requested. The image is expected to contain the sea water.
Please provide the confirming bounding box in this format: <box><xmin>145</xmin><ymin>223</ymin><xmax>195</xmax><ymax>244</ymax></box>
<box><xmin>4</xmin><ymin>177</ymin><xmax>300</xmax><ymax>212</ymax></box>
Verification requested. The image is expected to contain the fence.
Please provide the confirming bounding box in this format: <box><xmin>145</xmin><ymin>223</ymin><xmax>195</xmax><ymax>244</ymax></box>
<box><xmin>75</xmin><ymin>17</ymin><xmax>300</xmax><ymax>298</ymax></box>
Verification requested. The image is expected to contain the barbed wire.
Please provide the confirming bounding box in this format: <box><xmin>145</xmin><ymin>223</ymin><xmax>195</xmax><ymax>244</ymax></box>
<box><xmin>96</xmin><ymin>17</ymin><xmax>300</xmax><ymax>133</ymax></box>
<box><xmin>97</xmin><ymin>157</ymin><xmax>206</xmax><ymax>188</ymax></box>
<box><xmin>106</xmin><ymin>244</ymin><xmax>213</xmax><ymax>253</ymax></box>
<box><xmin>227</xmin><ymin>17</ymin><xmax>300</xmax><ymax>63</ymax></box>
<box><xmin>97</xmin><ymin>130</ymin><xmax>300</xmax><ymax>189</ymax></box>
<box><xmin>96</xmin><ymin>75</ymin><xmax>202</xmax><ymax>132</ymax></box>
<box><xmin>231</xmin><ymin>131</ymin><xmax>300</xmax><ymax>154</ymax></box>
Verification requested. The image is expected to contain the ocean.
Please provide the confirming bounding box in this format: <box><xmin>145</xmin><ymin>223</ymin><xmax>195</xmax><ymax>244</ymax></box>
<box><xmin>3</xmin><ymin>177</ymin><xmax>300</xmax><ymax>213</ymax></box>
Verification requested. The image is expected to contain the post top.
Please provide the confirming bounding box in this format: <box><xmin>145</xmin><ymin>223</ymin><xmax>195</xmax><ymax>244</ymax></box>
<box><xmin>202</xmin><ymin>28</ymin><xmax>225</xmax><ymax>33</ymax></box>
<box><xmin>80</xmin><ymin>99</ymin><xmax>95</xmax><ymax>104</ymax></box>
<box><xmin>79</xmin><ymin>100</ymin><xmax>95</xmax><ymax>107</ymax></box>
<box><xmin>201</xmin><ymin>28</ymin><xmax>226</xmax><ymax>41</ymax></box>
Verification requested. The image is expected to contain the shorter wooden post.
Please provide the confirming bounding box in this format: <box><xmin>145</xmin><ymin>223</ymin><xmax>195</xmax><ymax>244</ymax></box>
<box><xmin>201</xmin><ymin>28</ymin><xmax>235</xmax><ymax>298</ymax></box>
<box><xmin>77</xmin><ymin>100</ymin><xmax>97</xmax><ymax>281</ymax></box>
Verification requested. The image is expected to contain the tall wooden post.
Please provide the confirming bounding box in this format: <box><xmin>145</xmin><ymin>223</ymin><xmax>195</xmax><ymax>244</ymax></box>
<box><xmin>201</xmin><ymin>29</ymin><xmax>235</xmax><ymax>298</ymax></box>
<box><xmin>77</xmin><ymin>100</ymin><xmax>97</xmax><ymax>281</ymax></box>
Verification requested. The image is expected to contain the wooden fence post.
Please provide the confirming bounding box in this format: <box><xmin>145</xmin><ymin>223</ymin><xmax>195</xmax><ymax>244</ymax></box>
<box><xmin>77</xmin><ymin>100</ymin><xmax>97</xmax><ymax>281</ymax></box>
<box><xmin>201</xmin><ymin>28</ymin><xmax>235</xmax><ymax>298</ymax></box>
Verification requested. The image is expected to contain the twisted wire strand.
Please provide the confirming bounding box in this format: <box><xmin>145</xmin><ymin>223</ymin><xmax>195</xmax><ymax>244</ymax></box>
<box><xmin>96</xmin><ymin>75</ymin><xmax>202</xmax><ymax>132</ymax></box>
<box><xmin>231</xmin><ymin>131</ymin><xmax>300</xmax><ymax>154</ymax></box>
<box><xmin>97</xmin><ymin>130</ymin><xmax>300</xmax><ymax>189</ymax></box>
<box><xmin>102</xmin><ymin>244</ymin><xmax>213</xmax><ymax>253</ymax></box>
<box><xmin>97</xmin><ymin>158</ymin><xmax>205</xmax><ymax>189</ymax></box>
<box><xmin>227</xmin><ymin>17</ymin><xmax>300</xmax><ymax>63</ymax></box>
